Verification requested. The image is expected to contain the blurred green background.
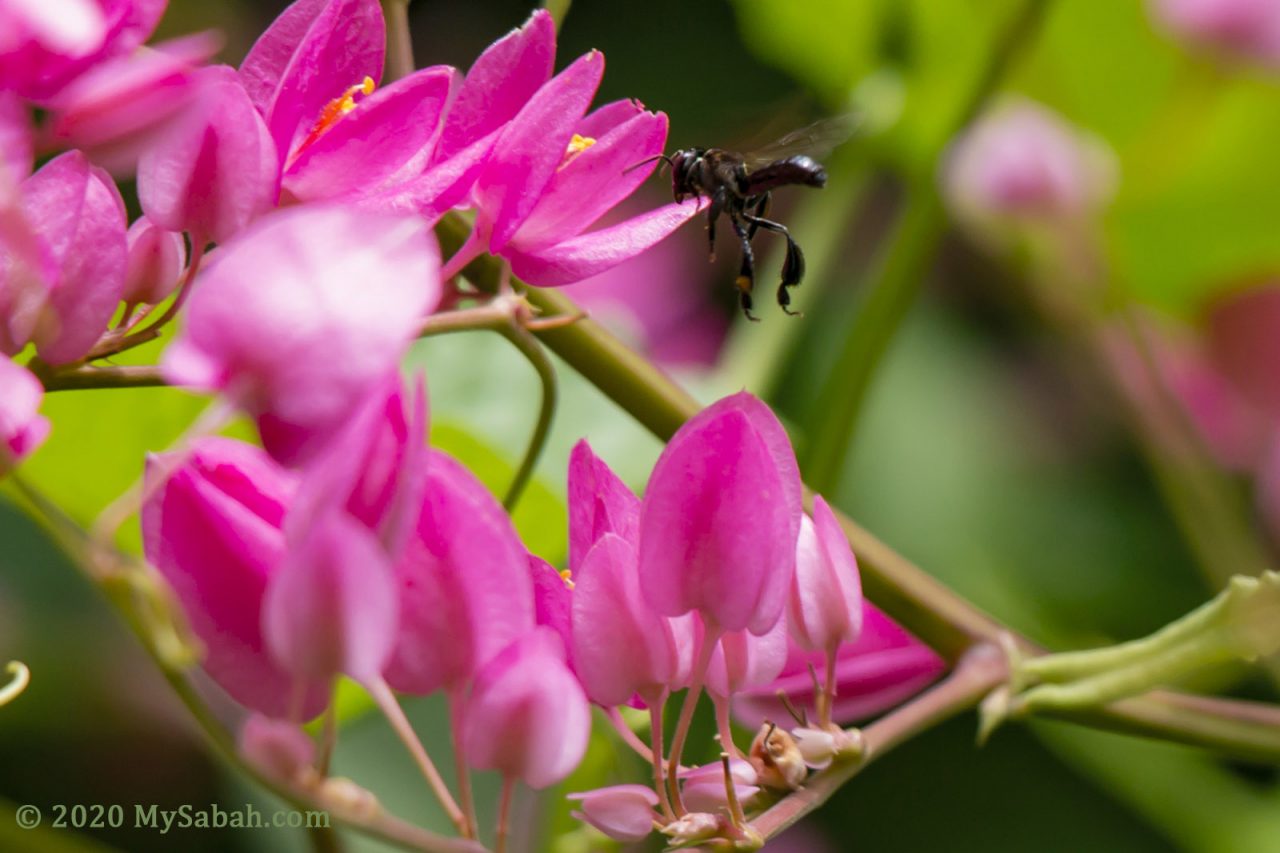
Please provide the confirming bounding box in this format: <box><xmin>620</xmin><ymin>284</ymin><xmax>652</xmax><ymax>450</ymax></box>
<box><xmin>5</xmin><ymin>0</ymin><xmax>1280</xmax><ymax>851</ymax></box>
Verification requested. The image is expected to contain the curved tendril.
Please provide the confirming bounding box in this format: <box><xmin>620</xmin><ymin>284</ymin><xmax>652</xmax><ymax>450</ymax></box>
<box><xmin>0</xmin><ymin>662</ymin><xmax>31</xmax><ymax>708</ymax></box>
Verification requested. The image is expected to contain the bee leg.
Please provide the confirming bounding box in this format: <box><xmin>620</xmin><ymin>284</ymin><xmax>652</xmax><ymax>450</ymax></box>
<box><xmin>706</xmin><ymin>186</ymin><xmax>727</xmax><ymax>262</ymax></box>
<box><xmin>746</xmin><ymin>193</ymin><xmax>771</xmax><ymax>241</ymax></box>
<box><xmin>743</xmin><ymin>214</ymin><xmax>804</xmax><ymax>316</ymax></box>
<box><xmin>730</xmin><ymin>214</ymin><xmax>759</xmax><ymax>322</ymax></box>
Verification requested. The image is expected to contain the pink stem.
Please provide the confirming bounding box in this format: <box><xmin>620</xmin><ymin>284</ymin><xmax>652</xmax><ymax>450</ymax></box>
<box><xmin>448</xmin><ymin>690</ymin><xmax>479</xmax><ymax>839</ymax></box>
<box><xmin>713</xmin><ymin>693</ymin><xmax>744</xmax><ymax>760</ymax></box>
<box><xmin>666</xmin><ymin>624</ymin><xmax>722</xmax><ymax>816</ymax></box>
<box><xmin>645</xmin><ymin>692</ymin><xmax>674</xmax><ymax>821</ymax></box>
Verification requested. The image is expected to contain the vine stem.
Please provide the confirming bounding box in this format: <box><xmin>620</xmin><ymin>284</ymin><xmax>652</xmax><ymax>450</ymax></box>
<box><xmin>381</xmin><ymin>0</ymin><xmax>415</xmax><ymax>83</ymax></box>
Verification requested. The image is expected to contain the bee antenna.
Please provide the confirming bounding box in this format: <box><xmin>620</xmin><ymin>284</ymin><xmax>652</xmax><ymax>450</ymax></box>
<box><xmin>623</xmin><ymin>153</ymin><xmax>674</xmax><ymax>175</ymax></box>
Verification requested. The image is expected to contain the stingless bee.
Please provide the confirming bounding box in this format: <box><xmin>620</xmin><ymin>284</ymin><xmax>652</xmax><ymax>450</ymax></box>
<box><xmin>639</xmin><ymin>115</ymin><xmax>856</xmax><ymax>320</ymax></box>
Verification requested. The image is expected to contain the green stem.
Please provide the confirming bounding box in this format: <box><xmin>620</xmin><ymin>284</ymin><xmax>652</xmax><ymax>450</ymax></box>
<box><xmin>802</xmin><ymin>0</ymin><xmax>1051</xmax><ymax>495</ymax></box>
<box><xmin>494</xmin><ymin>320</ymin><xmax>557</xmax><ymax>511</ymax></box>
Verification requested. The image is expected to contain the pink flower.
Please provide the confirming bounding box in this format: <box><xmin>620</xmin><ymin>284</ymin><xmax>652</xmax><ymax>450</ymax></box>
<box><xmin>161</xmin><ymin>205</ymin><xmax>439</xmax><ymax>466</ymax></box>
<box><xmin>441</xmin><ymin>22</ymin><xmax>699</xmax><ymax>285</ymax></box>
<box><xmin>237</xmin><ymin>0</ymin><xmax>461</xmax><ymax>210</ymax></box>
<box><xmin>385</xmin><ymin>450</ymin><xmax>534</xmax><ymax>696</ymax></box>
<box><xmin>462</xmin><ymin>628</ymin><xmax>590</xmax><ymax>789</ymax></box>
<box><xmin>567</xmin><ymin>439</ymin><xmax>639</xmax><ymax>577</ymax></box>
<box><xmin>0</xmin><ymin>0</ymin><xmax>166</xmax><ymax>102</ymax></box>
<box><xmin>239</xmin><ymin>714</ymin><xmax>315</xmax><ymax>783</ymax></box>
<box><xmin>121</xmin><ymin>215</ymin><xmax>185</xmax><ymax>307</ymax></box>
<box><xmin>0</xmin><ymin>94</ymin><xmax>33</xmax><ymax>181</ymax></box>
<box><xmin>138</xmin><ymin>64</ymin><xmax>278</xmax><ymax>246</ymax></box>
<box><xmin>566</xmin><ymin>784</ymin><xmax>659</xmax><ymax>844</ymax></box>
<box><xmin>141</xmin><ymin>437</ymin><xmax>328</xmax><ymax>719</ymax></box>
<box><xmin>638</xmin><ymin>391</ymin><xmax>803</xmax><ymax>635</ymax></box>
<box><xmin>45</xmin><ymin>32</ymin><xmax>218</xmax><ymax>174</ymax></box>
<box><xmin>529</xmin><ymin>553</ymin><xmax>573</xmax><ymax>670</ymax></box>
<box><xmin>679</xmin><ymin>759</ymin><xmax>759</xmax><ymax>815</ymax></box>
<box><xmin>263</xmin><ymin>508</ymin><xmax>398</xmax><ymax>684</ymax></box>
<box><xmin>735</xmin><ymin>604</ymin><xmax>946</xmax><ymax>727</ymax></box>
<box><xmin>943</xmin><ymin>99</ymin><xmax>1116</xmax><ymax>231</ymax></box>
<box><xmin>0</xmin><ymin>358</ymin><xmax>49</xmax><ymax>470</ymax></box>
<box><xmin>1206</xmin><ymin>284</ymin><xmax>1280</xmax><ymax>422</ymax></box>
<box><xmin>0</xmin><ymin>174</ymin><xmax>49</xmax><ymax>356</ymax></box>
<box><xmin>788</xmin><ymin>496</ymin><xmax>863</xmax><ymax>653</ymax></box>
<box><xmin>1150</xmin><ymin>0</ymin><xmax>1280</xmax><ymax>67</ymax></box>
<box><xmin>571</xmin><ymin>533</ymin><xmax>684</xmax><ymax>706</ymax></box>
<box><xmin>20</xmin><ymin>150</ymin><xmax>127</xmax><ymax>365</ymax></box>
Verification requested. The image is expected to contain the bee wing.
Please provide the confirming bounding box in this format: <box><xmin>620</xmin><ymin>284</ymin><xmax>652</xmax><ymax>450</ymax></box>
<box><xmin>741</xmin><ymin>112</ymin><xmax>862</xmax><ymax>169</ymax></box>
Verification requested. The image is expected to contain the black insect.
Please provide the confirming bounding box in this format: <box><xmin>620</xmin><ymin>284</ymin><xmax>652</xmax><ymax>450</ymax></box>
<box><xmin>640</xmin><ymin>116</ymin><xmax>853</xmax><ymax>320</ymax></box>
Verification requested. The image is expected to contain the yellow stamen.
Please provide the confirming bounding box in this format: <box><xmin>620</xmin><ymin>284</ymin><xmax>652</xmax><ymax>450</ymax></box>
<box><xmin>559</xmin><ymin>568</ymin><xmax>575</xmax><ymax>590</ymax></box>
<box><xmin>559</xmin><ymin>133</ymin><xmax>596</xmax><ymax>169</ymax></box>
<box><xmin>291</xmin><ymin>76</ymin><xmax>377</xmax><ymax>166</ymax></box>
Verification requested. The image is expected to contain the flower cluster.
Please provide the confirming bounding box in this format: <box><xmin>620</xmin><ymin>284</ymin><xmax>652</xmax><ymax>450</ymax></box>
<box><xmin>0</xmin><ymin>0</ymin><xmax>945</xmax><ymax>847</ymax></box>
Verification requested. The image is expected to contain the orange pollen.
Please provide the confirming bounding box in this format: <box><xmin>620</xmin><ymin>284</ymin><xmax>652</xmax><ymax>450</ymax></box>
<box><xmin>559</xmin><ymin>568</ymin><xmax>575</xmax><ymax>590</ymax></box>
<box><xmin>292</xmin><ymin>76</ymin><xmax>376</xmax><ymax>161</ymax></box>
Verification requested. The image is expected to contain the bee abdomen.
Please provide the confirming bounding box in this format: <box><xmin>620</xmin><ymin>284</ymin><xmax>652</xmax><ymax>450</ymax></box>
<box><xmin>746</xmin><ymin>155</ymin><xmax>827</xmax><ymax>195</ymax></box>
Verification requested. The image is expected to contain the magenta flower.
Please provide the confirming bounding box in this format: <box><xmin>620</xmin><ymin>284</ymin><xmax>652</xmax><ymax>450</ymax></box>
<box><xmin>45</xmin><ymin>32</ymin><xmax>218</xmax><ymax>174</ymax></box>
<box><xmin>239</xmin><ymin>713</ymin><xmax>315</xmax><ymax>784</ymax></box>
<box><xmin>529</xmin><ymin>553</ymin><xmax>573</xmax><ymax>670</ymax></box>
<box><xmin>0</xmin><ymin>174</ymin><xmax>48</xmax><ymax>356</ymax></box>
<box><xmin>943</xmin><ymin>98</ymin><xmax>1116</xmax><ymax>232</ymax></box>
<box><xmin>566</xmin><ymin>785</ymin><xmax>660</xmax><ymax>844</ymax></box>
<box><xmin>161</xmin><ymin>205</ymin><xmax>439</xmax><ymax>465</ymax></box>
<box><xmin>679</xmin><ymin>759</ymin><xmax>760</xmax><ymax>815</ymax></box>
<box><xmin>789</xmin><ymin>496</ymin><xmax>864</xmax><ymax>654</ymax></box>
<box><xmin>462</xmin><ymin>628</ymin><xmax>590</xmax><ymax>789</ymax></box>
<box><xmin>440</xmin><ymin>20</ymin><xmax>699</xmax><ymax>285</ymax></box>
<box><xmin>263</xmin><ymin>508</ymin><xmax>398</xmax><ymax>684</ymax></box>
<box><xmin>0</xmin><ymin>358</ymin><xmax>49</xmax><ymax>471</ymax></box>
<box><xmin>141</xmin><ymin>437</ymin><xmax>328</xmax><ymax>719</ymax></box>
<box><xmin>1151</xmin><ymin>0</ymin><xmax>1280</xmax><ymax>67</ymax></box>
<box><xmin>736</xmin><ymin>604</ymin><xmax>946</xmax><ymax>727</ymax></box>
<box><xmin>121</xmin><ymin>214</ymin><xmax>184</xmax><ymax>307</ymax></box>
<box><xmin>571</xmin><ymin>533</ymin><xmax>684</xmax><ymax>706</ymax></box>
<box><xmin>0</xmin><ymin>0</ymin><xmax>165</xmax><ymax>102</ymax></box>
<box><xmin>19</xmin><ymin>150</ymin><xmax>126</xmax><ymax>365</ymax></box>
<box><xmin>385</xmin><ymin>450</ymin><xmax>534</xmax><ymax>697</ymax></box>
<box><xmin>138</xmin><ymin>64</ymin><xmax>278</xmax><ymax>246</ymax></box>
<box><xmin>567</xmin><ymin>439</ymin><xmax>640</xmax><ymax>577</ymax></box>
<box><xmin>638</xmin><ymin>391</ymin><xmax>803</xmax><ymax>636</ymax></box>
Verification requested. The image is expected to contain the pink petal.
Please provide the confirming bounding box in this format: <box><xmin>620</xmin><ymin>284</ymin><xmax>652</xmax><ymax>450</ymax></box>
<box><xmin>576</xmin><ymin>98</ymin><xmax>647</xmax><ymax>140</ymax></box>
<box><xmin>476</xmin><ymin>50</ymin><xmax>605</xmax><ymax>252</ymax></box>
<box><xmin>283</xmin><ymin>65</ymin><xmax>457</xmax><ymax>202</ymax></box>
<box><xmin>529</xmin><ymin>553</ymin><xmax>573</xmax><ymax>672</ymax></box>
<box><xmin>161</xmin><ymin>204</ymin><xmax>438</xmax><ymax>466</ymax></box>
<box><xmin>637</xmin><ymin>392</ymin><xmax>802</xmax><ymax>635</ymax></box>
<box><xmin>567</xmin><ymin>439</ymin><xmax>640</xmax><ymax>578</ymax></box>
<box><xmin>239</xmin><ymin>0</ymin><xmax>386</xmax><ymax>158</ymax></box>
<box><xmin>357</xmin><ymin>131</ymin><xmax>493</xmax><ymax>221</ymax></box>
<box><xmin>571</xmin><ymin>534</ymin><xmax>678</xmax><ymax>706</ymax></box>
<box><xmin>434</xmin><ymin>8</ymin><xmax>555</xmax><ymax>161</ymax></box>
<box><xmin>141</xmin><ymin>437</ymin><xmax>329</xmax><ymax>719</ymax></box>
<box><xmin>1207</xmin><ymin>285</ymin><xmax>1280</xmax><ymax>420</ymax></box>
<box><xmin>788</xmin><ymin>496</ymin><xmax>863</xmax><ymax>652</ymax></box>
<box><xmin>138</xmin><ymin>64</ymin><xmax>280</xmax><ymax>246</ymax></box>
<box><xmin>463</xmin><ymin>628</ymin><xmax>590</xmax><ymax>788</ymax></box>
<box><xmin>385</xmin><ymin>451</ymin><xmax>535</xmax><ymax>695</ymax></box>
<box><xmin>45</xmin><ymin>33</ymin><xmax>219</xmax><ymax>175</ymax></box>
<box><xmin>510</xmin><ymin>109</ymin><xmax>668</xmax><ymax>252</ymax></box>
<box><xmin>264</xmin><ymin>508</ymin><xmax>398</xmax><ymax>682</ymax></box>
<box><xmin>507</xmin><ymin>200</ymin><xmax>701</xmax><ymax>287</ymax></box>
<box><xmin>21</xmin><ymin>150</ymin><xmax>127</xmax><ymax>365</ymax></box>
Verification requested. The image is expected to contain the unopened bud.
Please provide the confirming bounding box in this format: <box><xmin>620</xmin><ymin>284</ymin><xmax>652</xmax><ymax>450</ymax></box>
<box><xmin>319</xmin><ymin>776</ymin><xmax>380</xmax><ymax>820</ymax></box>
<box><xmin>238</xmin><ymin>714</ymin><xmax>315</xmax><ymax>786</ymax></box>
<box><xmin>566</xmin><ymin>784</ymin><xmax>659</xmax><ymax>843</ymax></box>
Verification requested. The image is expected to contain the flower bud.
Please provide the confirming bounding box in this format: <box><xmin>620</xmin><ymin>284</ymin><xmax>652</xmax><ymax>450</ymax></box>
<box><xmin>238</xmin><ymin>713</ymin><xmax>316</xmax><ymax>785</ymax></box>
<box><xmin>1150</xmin><ymin>0</ymin><xmax>1280</xmax><ymax>68</ymax></box>
<box><xmin>679</xmin><ymin>759</ymin><xmax>760</xmax><ymax>815</ymax></box>
<box><xmin>566</xmin><ymin>784</ymin><xmax>659</xmax><ymax>843</ymax></box>
<box><xmin>122</xmin><ymin>215</ymin><xmax>185</xmax><ymax>306</ymax></box>
<box><xmin>0</xmin><ymin>359</ymin><xmax>49</xmax><ymax>471</ymax></box>
<box><xmin>462</xmin><ymin>628</ymin><xmax>591</xmax><ymax>789</ymax></box>
<box><xmin>789</xmin><ymin>496</ymin><xmax>863</xmax><ymax>653</ymax></box>
<box><xmin>789</xmin><ymin>726</ymin><xmax>863</xmax><ymax>770</ymax></box>
<box><xmin>707</xmin><ymin>618</ymin><xmax>788</xmax><ymax>698</ymax></box>
<box><xmin>660</xmin><ymin>812</ymin><xmax>723</xmax><ymax>847</ymax></box>
<box><xmin>943</xmin><ymin>98</ymin><xmax>1116</xmax><ymax>235</ymax></box>
<box><xmin>20</xmin><ymin>150</ymin><xmax>127</xmax><ymax>365</ymax></box>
